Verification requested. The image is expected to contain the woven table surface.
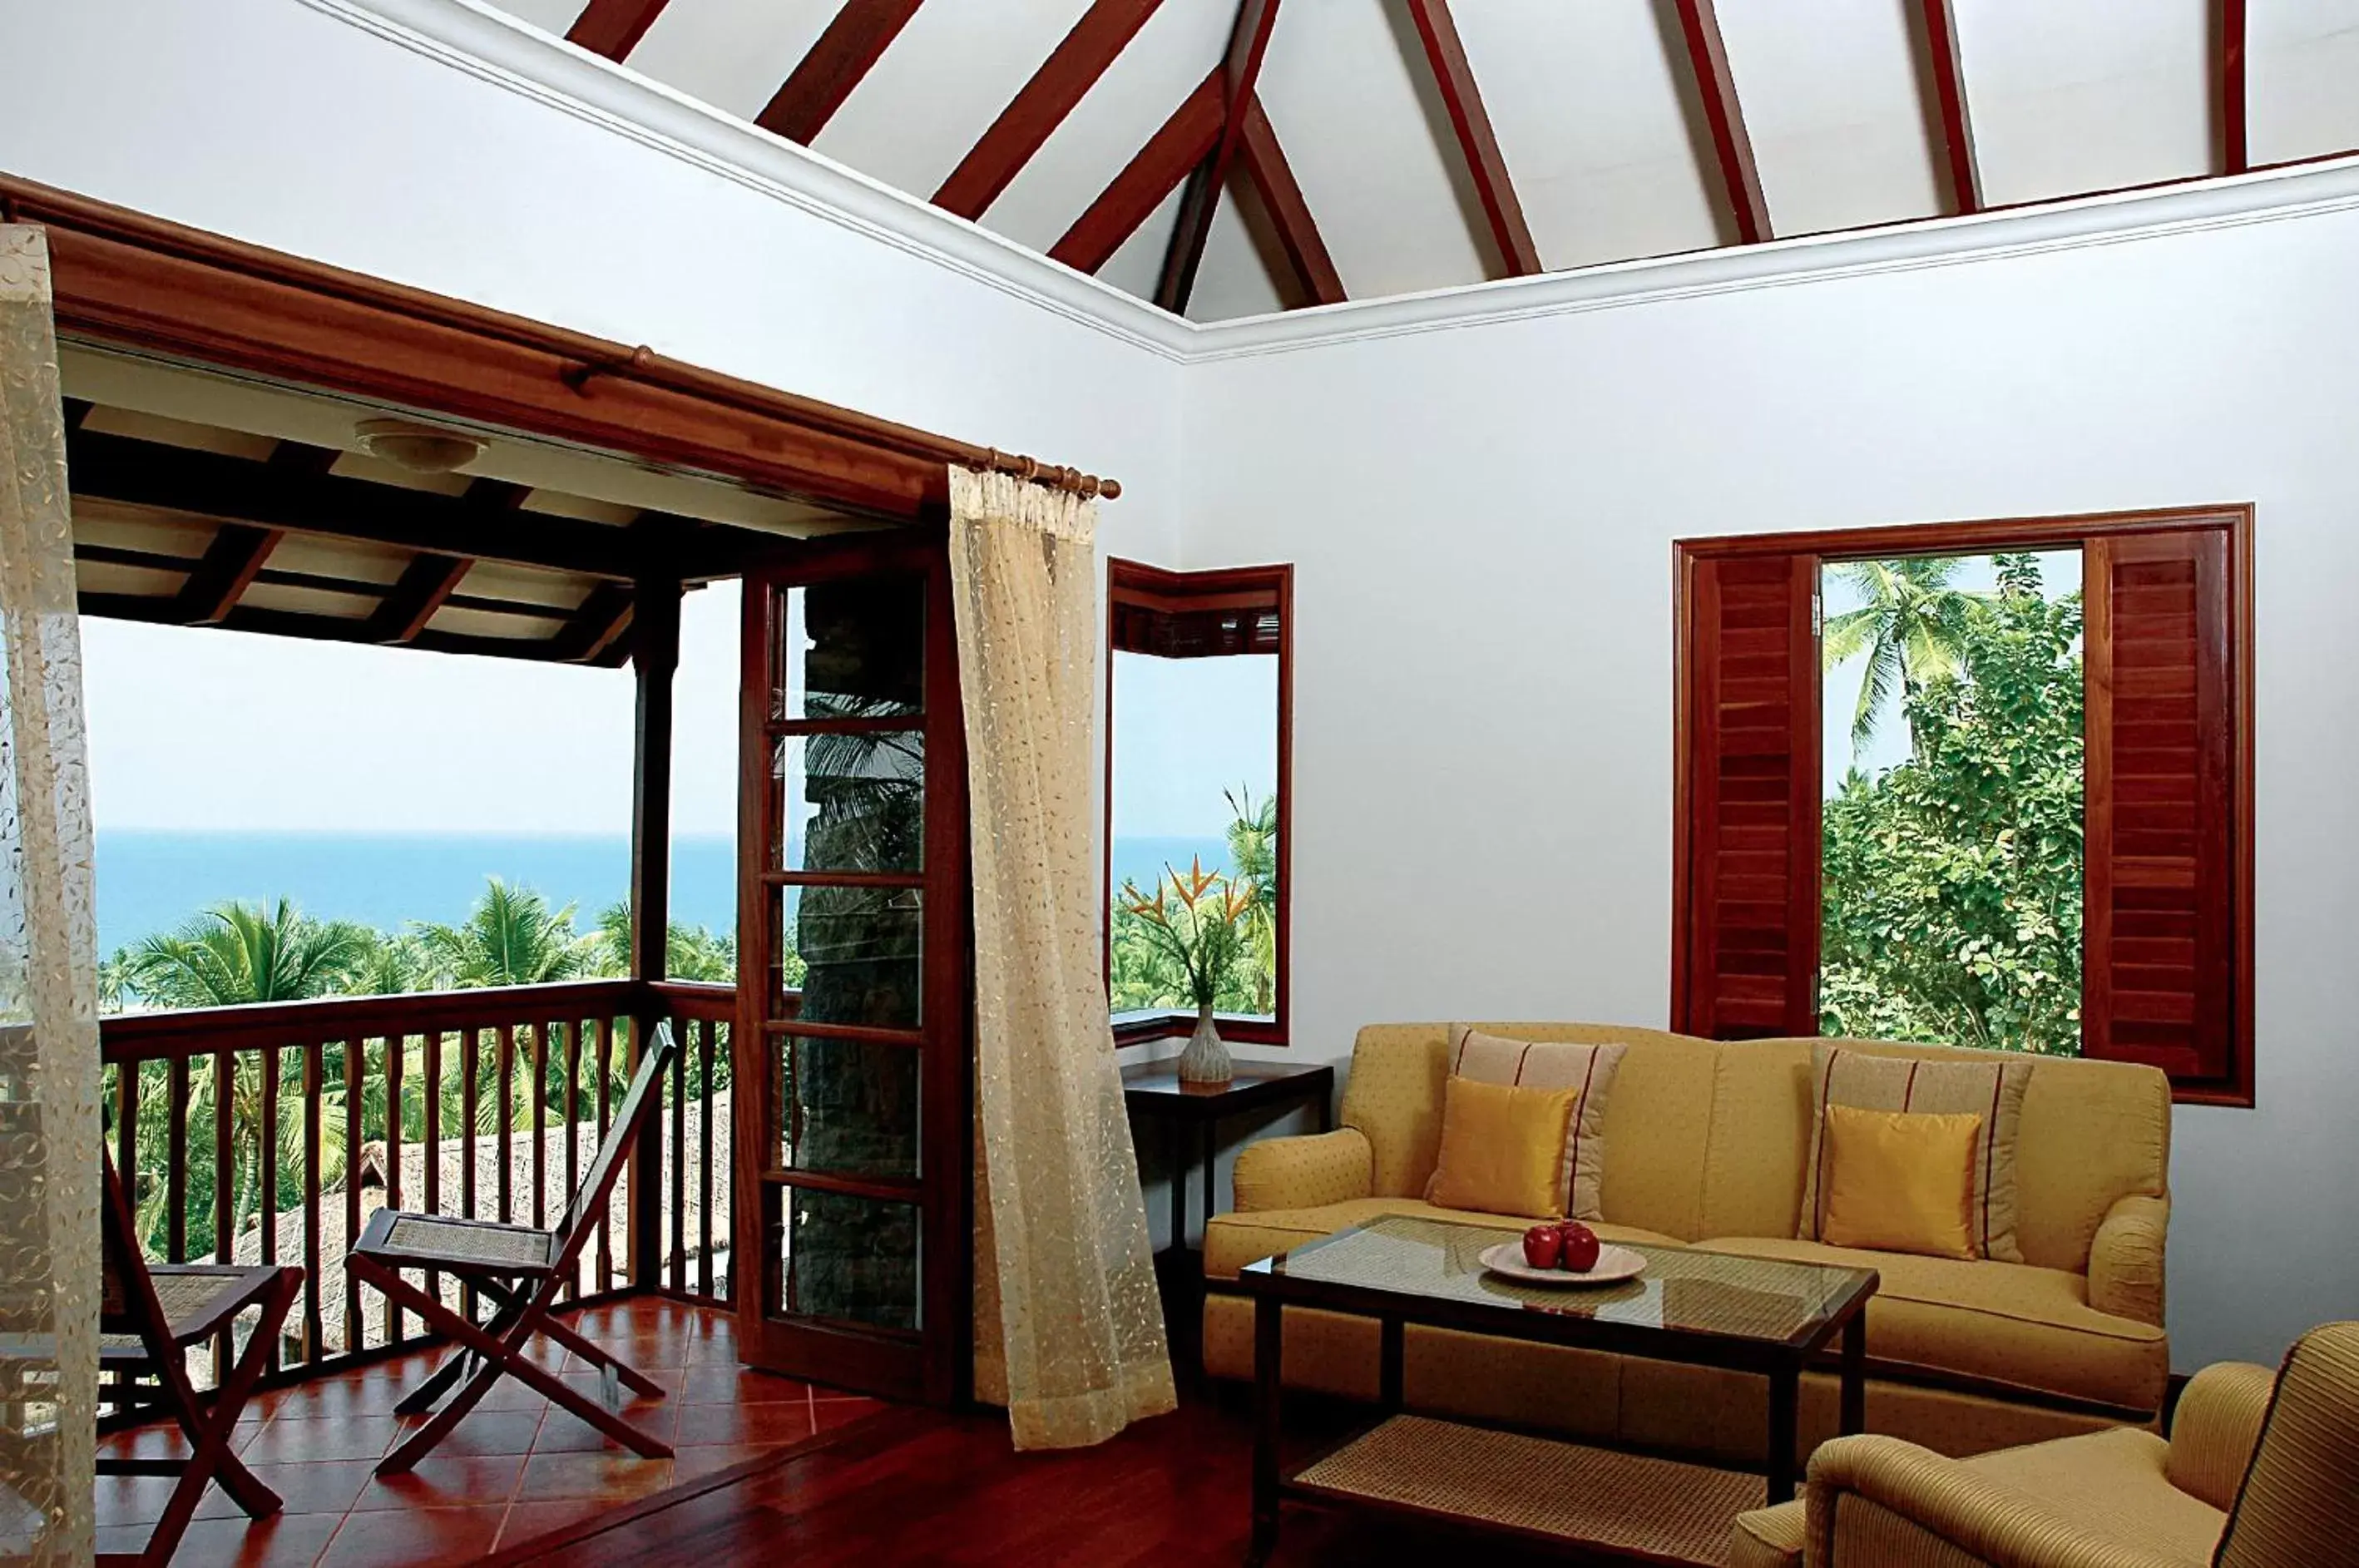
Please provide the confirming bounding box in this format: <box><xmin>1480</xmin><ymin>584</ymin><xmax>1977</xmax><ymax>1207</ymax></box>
<box><xmin>1296</xmin><ymin>1414</ymin><xmax>1766</xmax><ymax>1566</ymax></box>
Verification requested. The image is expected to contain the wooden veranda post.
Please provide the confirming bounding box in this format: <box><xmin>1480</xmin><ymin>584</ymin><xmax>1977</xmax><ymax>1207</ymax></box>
<box><xmin>626</xmin><ymin>576</ymin><xmax>682</xmax><ymax>1291</ymax></box>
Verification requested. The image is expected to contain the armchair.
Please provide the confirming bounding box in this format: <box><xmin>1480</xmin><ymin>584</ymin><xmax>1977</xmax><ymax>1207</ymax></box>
<box><xmin>1730</xmin><ymin>1322</ymin><xmax>2359</xmax><ymax>1568</ymax></box>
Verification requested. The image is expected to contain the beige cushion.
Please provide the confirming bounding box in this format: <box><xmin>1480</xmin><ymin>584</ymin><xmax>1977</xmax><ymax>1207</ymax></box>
<box><xmin>1694</xmin><ymin>1236</ymin><xmax>2169</xmax><ymax>1414</ymax></box>
<box><xmin>1438</xmin><ymin>1026</ymin><xmax>1627</xmax><ymax>1220</ymax></box>
<box><xmin>1801</xmin><ymin>1041</ymin><xmax>2032</xmax><ymax>1263</ymax></box>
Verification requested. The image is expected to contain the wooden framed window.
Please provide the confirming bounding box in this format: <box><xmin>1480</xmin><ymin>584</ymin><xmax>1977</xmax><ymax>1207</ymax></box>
<box><xmin>1104</xmin><ymin>560</ymin><xmax>1293</xmax><ymax>1046</ymax></box>
<box><xmin>1673</xmin><ymin>507</ymin><xmax>2253</xmax><ymax>1105</ymax></box>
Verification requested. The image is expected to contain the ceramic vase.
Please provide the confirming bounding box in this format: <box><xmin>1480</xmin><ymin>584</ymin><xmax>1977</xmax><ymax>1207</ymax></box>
<box><xmin>1175</xmin><ymin>1002</ymin><xmax>1234</xmax><ymax>1084</ymax></box>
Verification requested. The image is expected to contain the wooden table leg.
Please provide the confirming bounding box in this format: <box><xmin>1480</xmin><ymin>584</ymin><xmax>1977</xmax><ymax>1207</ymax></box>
<box><xmin>1379</xmin><ymin>1316</ymin><xmax>1403</xmax><ymax>1412</ymax></box>
<box><xmin>1201</xmin><ymin>1118</ymin><xmax>1219</xmax><ymax>1241</ymax></box>
<box><xmin>1170</xmin><ymin>1117</ymin><xmax>1187</xmax><ymax>1253</ymax></box>
<box><xmin>1767</xmin><ymin>1363</ymin><xmax>1799</xmax><ymax>1505</ymax></box>
<box><xmin>1251</xmin><ymin>1293</ymin><xmax>1283</xmax><ymax>1565</ymax></box>
<box><xmin>1840</xmin><ymin>1311</ymin><xmax>1867</xmax><ymax>1437</ymax></box>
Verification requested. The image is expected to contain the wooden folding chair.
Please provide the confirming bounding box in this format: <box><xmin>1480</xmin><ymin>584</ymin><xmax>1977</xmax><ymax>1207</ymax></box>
<box><xmin>350</xmin><ymin>1021</ymin><xmax>680</xmax><ymax>1475</ymax></box>
<box><xmin>97</xmin><ymin>1152</ymin><xmax>302</xmax><ymax>1568</ymax></box>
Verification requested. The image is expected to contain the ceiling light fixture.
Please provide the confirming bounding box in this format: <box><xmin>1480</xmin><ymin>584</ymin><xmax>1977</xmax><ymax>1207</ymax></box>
<box><xmin>354</xmin><ymin>417</ymin><xmax>484</xmax><ymax>474</ymax></box>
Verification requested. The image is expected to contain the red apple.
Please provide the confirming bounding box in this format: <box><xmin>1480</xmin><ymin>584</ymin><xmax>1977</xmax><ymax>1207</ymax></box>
<box><xmin>1556</xmin><ymin>1222</ymin><xmax>1601</xmax><ymax>1274</ymax></box>
<box><xmin>1521</xmin><ymin>1224</ymin><xmax>1563</xmax><ymax>1269</ymax></box>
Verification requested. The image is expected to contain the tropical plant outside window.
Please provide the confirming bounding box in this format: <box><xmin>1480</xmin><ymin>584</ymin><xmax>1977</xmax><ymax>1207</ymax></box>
<box><xmin>1104</xmin><ymin>560</ymin><xmax>1288</xmax><ymax>1036</ymax></box>
<box><xmin>1818</xmin><ymin>552</ymin><xmax>2085</xmax><ymax>1056</ymax></box>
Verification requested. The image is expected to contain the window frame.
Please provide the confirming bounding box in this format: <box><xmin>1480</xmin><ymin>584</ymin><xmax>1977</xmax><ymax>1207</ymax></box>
<box><xmin>1102</xmin><ymin>557</ymin><xmax>1293</xmax><ymax>1047</ymax></box>
<box><xmin>1672</xmin><ymin>506</ymin><xmax>2254</xmax><ymax>1106</ymax></box>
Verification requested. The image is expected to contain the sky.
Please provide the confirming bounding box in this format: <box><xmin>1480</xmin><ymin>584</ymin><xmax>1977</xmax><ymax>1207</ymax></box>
<box><xmin>79</xmin><ymin>580</ymin><xmax>1273</xmax><ymax>842</ymax></box>
<box><xmin>1108</xmin><ymin>650</ymin><xmax>1279</xmax><ymax>839</ymax></box>
<box><xmin>1820</xmin><ymin>549</ymin><xmax>2081</xmax><ymax>793</ymax></box>
<box><xmin>82</xmin><ymin>578</ymin><xmax>744</xmax><ymax>838</ymax></box>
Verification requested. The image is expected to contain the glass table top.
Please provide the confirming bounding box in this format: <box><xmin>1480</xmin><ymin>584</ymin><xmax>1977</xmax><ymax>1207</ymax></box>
<box><xmin>1240</xmin><ymin>1216</ymin><xmax>1877</xmax><ymax>1348</ymax></box>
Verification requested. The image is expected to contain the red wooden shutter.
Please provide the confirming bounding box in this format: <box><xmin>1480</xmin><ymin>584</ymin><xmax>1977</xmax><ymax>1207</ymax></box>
<box><xmin>1677</xmin><ymin>552</ymin><xmax>1820</xmax><ymax>1039</ymax></box>
<box><xmin>2084</xmin><ymin>527</ymin><xmax>2244</xmax><ymax>1089</ymax></box>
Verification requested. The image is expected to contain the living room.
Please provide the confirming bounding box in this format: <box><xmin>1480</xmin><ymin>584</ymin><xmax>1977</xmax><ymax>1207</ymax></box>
<box><xmin>3</xmin><ymin>1</ymin><xmax>2356</xmax><ymax>1564</ymax></box>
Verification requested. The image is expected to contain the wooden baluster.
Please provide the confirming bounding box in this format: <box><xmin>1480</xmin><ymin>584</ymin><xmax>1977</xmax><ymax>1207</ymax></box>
<box><xmin>461</xmin><ymin>1024</ymin><xmax>479</xmax><ymax>1326</ymax></box>
<box><xmin>669</xmin><ymin>1030</ymin><xmax>686</xmax><ymax>1293</ymax></box>
<box><xmin>260</xmin><ymin>1045</ymin><xmax>280</xmax><ymax>1374</ymax></box>
<box><xmin>564</xmin><ymin>1018</ymin><xmax>582</xmax><ymax>1301</ymax></box>
<box><xmin>112</xmin><ymin>1063</ymin><xmax>137</xmax><ymax>1224</ymax></box>
<box><xmin>165</xmin><ymin>1057</ymin><xmax>189</xmax><ymax>1264</ymax></box>
<box><xmin>422</xmin><ymin>1024</ymin><xmax>443</xmax><ymax>1323</ymax></box>
<box><xmin>698</xmin><ymin>1018</ymin><xmax>715</xmax><ymax>1299</ymax></box>
<box><xmin>212</xmin><ymin>1048</ymin><xmax>235</xmax><ymax>1385</ymax></box>
<box><xmin>497</xmin><ymin>1023</ymin><xmax>515</xmax><ymax>1225</ymax></box>
<box><xmin>302</xmin><ymin>1041</ymin><xmax>324</xmax><ymax>1364</ymax></box>
<box><xmin>384</xmin><ymin>1031</ymin><xmax>404</xmax><ymax>1346</ymax></box>
<box><xmin>344</xmin><ymin>1036</ymin><xmax>363</xmax><ymax>1353</ymax></box>
<box><xmin>595</xmin><ymin>1016</ymin><xmax>613</xmax><ymax>1293</ymax></box>
<box><xmin>532</xmin><ymin>1022</ymin><xmax>548</xmax><ymax>1232</ymax></box>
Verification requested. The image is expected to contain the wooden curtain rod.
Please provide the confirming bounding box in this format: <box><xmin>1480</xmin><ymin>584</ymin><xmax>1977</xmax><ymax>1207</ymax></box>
<box><xmin>0</xmin><ymin>175</ymin><xmax>1120</xmax><ymax>505</ymax></box>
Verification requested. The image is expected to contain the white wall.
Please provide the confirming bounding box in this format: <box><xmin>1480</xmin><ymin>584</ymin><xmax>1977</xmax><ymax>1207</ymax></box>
<box><xmin>1183</xmin><ymin>205</ymin><xmax>2359</xmax><ymax>1370</ymax></box>
<box><xmin>0</xmin><ymin>0</ymin><xmax>1185</xmax><ymax>567</ymax></box>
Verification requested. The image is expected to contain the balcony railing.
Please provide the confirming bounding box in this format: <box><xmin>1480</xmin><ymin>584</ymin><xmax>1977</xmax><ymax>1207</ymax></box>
<box><xmin>99</xmin><ymin>978</ymin><xmax>736</xmax><ymax>1396</ymax></box>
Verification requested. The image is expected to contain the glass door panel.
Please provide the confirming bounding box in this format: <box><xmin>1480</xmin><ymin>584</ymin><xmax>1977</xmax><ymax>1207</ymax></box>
<box><xmin>735</xmin><ymin>540</ymin><xmax>967</xmax><ymax>1404</ymax></box>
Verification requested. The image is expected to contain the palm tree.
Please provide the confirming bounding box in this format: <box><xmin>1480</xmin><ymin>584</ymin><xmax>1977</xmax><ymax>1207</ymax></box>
<box><xmin>118</xmin><ymin>900</ymin><xmax>373</xmax><ymax>1249</ymax></box>
<box><xmin>1223</xmin><ymin>785</ymin><xmax>1278</xmax><ymax>1014</ymax></box>
<box><xmin>1821</xmin><ymin>557</ymin><xmax>1986</xmax><ymax>759</ymax></box>
<box><xmin>413</xmin><ymin>878</ymin><xmax>596</xmax><ymax>989</ymax></box>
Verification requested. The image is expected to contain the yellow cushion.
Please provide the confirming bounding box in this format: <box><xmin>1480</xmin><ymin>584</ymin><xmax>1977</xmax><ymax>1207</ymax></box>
<box><xmin>1425</xmin><ymin>1076</ymin><xmax>1576</xmax><ymax>1219</ymax></box>
<box><xmin>1442</xmin><ymin>1026</ymin><xmax>1627</xmax><ymax>1220</ymax></box>
<box><xmin>1802</xmin><ymin>1042</ymin><xmax>2030</xmax><ymax>1264</ymax></box>
<box><xmin>1820</xmin><ymin>1105</ymin><xmax>1984</xmax><ymax>1261</ymax></box>
<box><xmin>1692</xmin><ymin>1236</ymin><xmax>2169</xmax><ymax>1412</ymax></box>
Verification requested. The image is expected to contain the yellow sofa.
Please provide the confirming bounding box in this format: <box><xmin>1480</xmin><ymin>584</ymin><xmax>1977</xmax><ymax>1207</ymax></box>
<box><xmin>1728</xmin><ymin>1322</ymin><xmax>2359</xmax><ymax>1568</ymax></box>
<box><xmin>1202</xmin><ymin>1022</ymin><xmax>2174</xmax><ymax>1467</ymax></box>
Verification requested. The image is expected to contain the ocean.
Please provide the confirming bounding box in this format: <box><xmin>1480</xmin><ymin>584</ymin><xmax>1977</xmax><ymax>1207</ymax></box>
<box><xmin>94</xmin><ymin>829</ymin><xmax>1239</xmax><ymax>956</ymax></box>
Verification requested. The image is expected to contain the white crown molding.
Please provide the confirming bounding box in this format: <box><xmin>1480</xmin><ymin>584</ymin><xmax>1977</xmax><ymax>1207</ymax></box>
<box><xmin>310</xmin><ymin>0</ymin><xmax>2359</xmax><ymax>370</ymax></box>
<box><xmin>299</xmin><ymin>0</ymin><xmax>1200</xmax><ymax>361</ymax></box>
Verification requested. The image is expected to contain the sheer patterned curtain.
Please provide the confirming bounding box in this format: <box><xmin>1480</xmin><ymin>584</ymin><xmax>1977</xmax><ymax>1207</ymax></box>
<box><xmin>0</xmin><ymin>226</ymin><xmax>101</xmax><ymax>1562</ymax></box>
<box><xmin>948</xmin><ymin>467</ymin><xmax>1175</xmax><ymax>1451</ymax></box>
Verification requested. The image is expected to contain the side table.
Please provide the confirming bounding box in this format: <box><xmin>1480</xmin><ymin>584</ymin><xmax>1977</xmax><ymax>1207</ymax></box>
<box><xmin>1122</xmin><ymin>1060</ymin><xmax>1335</xmax><ymax>1265</ymax></box>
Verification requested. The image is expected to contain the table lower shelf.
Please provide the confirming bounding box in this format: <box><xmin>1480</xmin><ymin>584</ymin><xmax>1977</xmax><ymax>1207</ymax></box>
<box><xmin>1288</xmin><ymin>1414</ymin><xmax>1768</xmax><ymax>1566</ymax></box>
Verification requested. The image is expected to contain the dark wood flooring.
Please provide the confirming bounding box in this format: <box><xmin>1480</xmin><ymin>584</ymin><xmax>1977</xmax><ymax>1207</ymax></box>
<box><xmin>497</xmin><ymin>1388</ymin><xmax>1588</xmax><ymax>1567</ymax></box>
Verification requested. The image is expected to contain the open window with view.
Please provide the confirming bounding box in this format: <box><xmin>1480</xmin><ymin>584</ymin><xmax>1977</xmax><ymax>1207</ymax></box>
<box><xmin>1105</xmin><ymin>560</ymin><xmax>1292</xmax><ymax>1046</ymax></box>
<box><xmin>1674</xmin><ymin>508</ymin><xmax>2252</xmax><ymax>1105</ymax></box>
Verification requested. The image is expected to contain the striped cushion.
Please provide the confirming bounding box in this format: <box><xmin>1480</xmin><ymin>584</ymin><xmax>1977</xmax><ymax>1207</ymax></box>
<box><xmin>1434</xmin><ymin>1026</ymin><xmax>1627</xmax><ymax>1222</ymax></box>
<box><xmin>1801</xmin><ymin>1043</ymin><xmax>2031</xmax><ymax>1264</ymax></box>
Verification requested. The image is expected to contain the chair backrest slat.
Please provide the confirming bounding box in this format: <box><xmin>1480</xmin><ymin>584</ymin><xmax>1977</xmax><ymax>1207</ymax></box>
<box><xmin>101</xmin><ymin>1150</ymin><xmax>176</xmax><ymax>1363</ymax></box>
<box><xmin>553</xmin><ymin>1021</ymin><xmax>678</xmax><ymax>1266</ymax></box>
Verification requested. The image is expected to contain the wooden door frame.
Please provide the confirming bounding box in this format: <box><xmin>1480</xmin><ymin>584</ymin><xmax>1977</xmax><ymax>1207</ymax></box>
<box><xmin>733</xmin><ymin>534</ymin><xmax>972</xmax><ymax>1404</ymax></box>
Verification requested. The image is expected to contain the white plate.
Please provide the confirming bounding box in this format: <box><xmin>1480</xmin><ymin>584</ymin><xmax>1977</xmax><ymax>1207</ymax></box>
<box><xmin>1478</xmin><ymin>1240</ymin><xmax>1647</xmax><ymax>1287</ymax></box>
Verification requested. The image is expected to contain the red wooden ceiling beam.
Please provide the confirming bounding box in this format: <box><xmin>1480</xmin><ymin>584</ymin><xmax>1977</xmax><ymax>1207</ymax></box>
<box><xmin>1050</xmin><ymin>69</ymin><xmax>1224</xmax><ymax>275</ymax></box>
<box><xmin>1234</xmin><ymin>95</ymin><xmax>1344</xmax><ymax>307</ymax></box>
<box><xmin>933</xmin><ymin>0</ymin><xmax>1165</xmax><ymax>221</ymax></box>
<box><xmin>565</xmin><ymin>0</ymin><xmax>673</xmax><ymax>61</ymax></box>
<box><xmin>1916</xmin><ymin>0</ymin><xmax>1982</xmax><ymax>214</ymax></box>
<box><xmin>365</xmin><ymin>553</ymin><xmax>474</xmax><ymax>645</ymax></box>
<box><xmin>174</xmin><ymin>525</ymin><xmax>284</xmax><ymax>626</ymax></box>
<box><xmin>756</xmin><ymin>0</ymin><xmax>926</xmax><ymax>146</ymax></box>
<box><xmin>2220</xmin><ymin>0</ymin><xmax>2248</xmax><ymax>175</ymax></box>
<box><xmin>1670</xmin><ymin>0</ymin><xmax>1772</xmax><ymax>245</ymax></box>
<box><xmin>1155</xmin><ymin>0</ymin><xmax>1283</xmax><ymax>314</ymax></box>
<box><xmin>1404</xmin><ymin>0</ymin><xmax>1541</xmax><ymax>277</ymax></box>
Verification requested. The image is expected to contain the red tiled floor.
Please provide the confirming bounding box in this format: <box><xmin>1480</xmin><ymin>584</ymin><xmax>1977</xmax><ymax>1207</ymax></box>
<box><xmin>95</xmin><ymin>1298</ymin><xmax>839</xmax><ymax>1566</ymax></box>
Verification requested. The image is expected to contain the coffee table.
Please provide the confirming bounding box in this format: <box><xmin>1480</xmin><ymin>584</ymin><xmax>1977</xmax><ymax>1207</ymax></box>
<box><xmin>1236</xmin><ymin>1215</ymin><xmax>1877</xmax><ymax>1565</ymax></box>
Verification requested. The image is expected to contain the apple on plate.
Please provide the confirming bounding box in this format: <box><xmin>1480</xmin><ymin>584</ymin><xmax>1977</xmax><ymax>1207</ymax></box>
<box><xmin>1555</xmin><ymin>1221</ymin><xmax>1601</xmax><ymax>1274</ymax></box>
<box><xmin>1521</xmin><ymin>1224</ymin><xmax>1563</xmax><ymax>1270</ymax></box>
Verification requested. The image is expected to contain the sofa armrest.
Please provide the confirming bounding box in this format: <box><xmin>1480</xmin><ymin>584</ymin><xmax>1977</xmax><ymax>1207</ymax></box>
<box><xmin>2087</xmin><ymin>1193</ymin><xmax>2169</xmax><ymax>1326</ymax></box>
<box><xmin>2164</xmin><ymin>1361</ymin><xmax>2276</xmax><ymax>1511</ymax></box>
<box><xmin>1804</xmin><ymin>1435</ymin><xmax>2187</xmax><ymax>1568</ymax></box>
<box><xmin>1230</xmin><ymin>1127</ymin><xmax>1372</xmax><ymax>1213</ymax></box>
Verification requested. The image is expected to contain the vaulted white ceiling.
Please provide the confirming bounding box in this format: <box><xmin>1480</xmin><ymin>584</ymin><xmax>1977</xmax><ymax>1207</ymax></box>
<box><xmin>485</xmin><ymin>0</ymin><xmax>2359</xmax><ymax>323</ymax></box>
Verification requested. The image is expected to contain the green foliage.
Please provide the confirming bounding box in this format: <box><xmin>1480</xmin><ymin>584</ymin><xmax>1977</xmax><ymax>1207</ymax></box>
<box><xmin>101</xmin><ymin>878</ymin><xmax>742</xmax><ymax>1259</ymax></box>
<box><xmin>1819</xmin><ymin>554</ymin><xmax>2084</xmax><ymax>1056</ymax></box>
<box><xmin>1110</xmin><ymin>786</ymin><xmax>1278</xmax><ymax>1016</ymax></box>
